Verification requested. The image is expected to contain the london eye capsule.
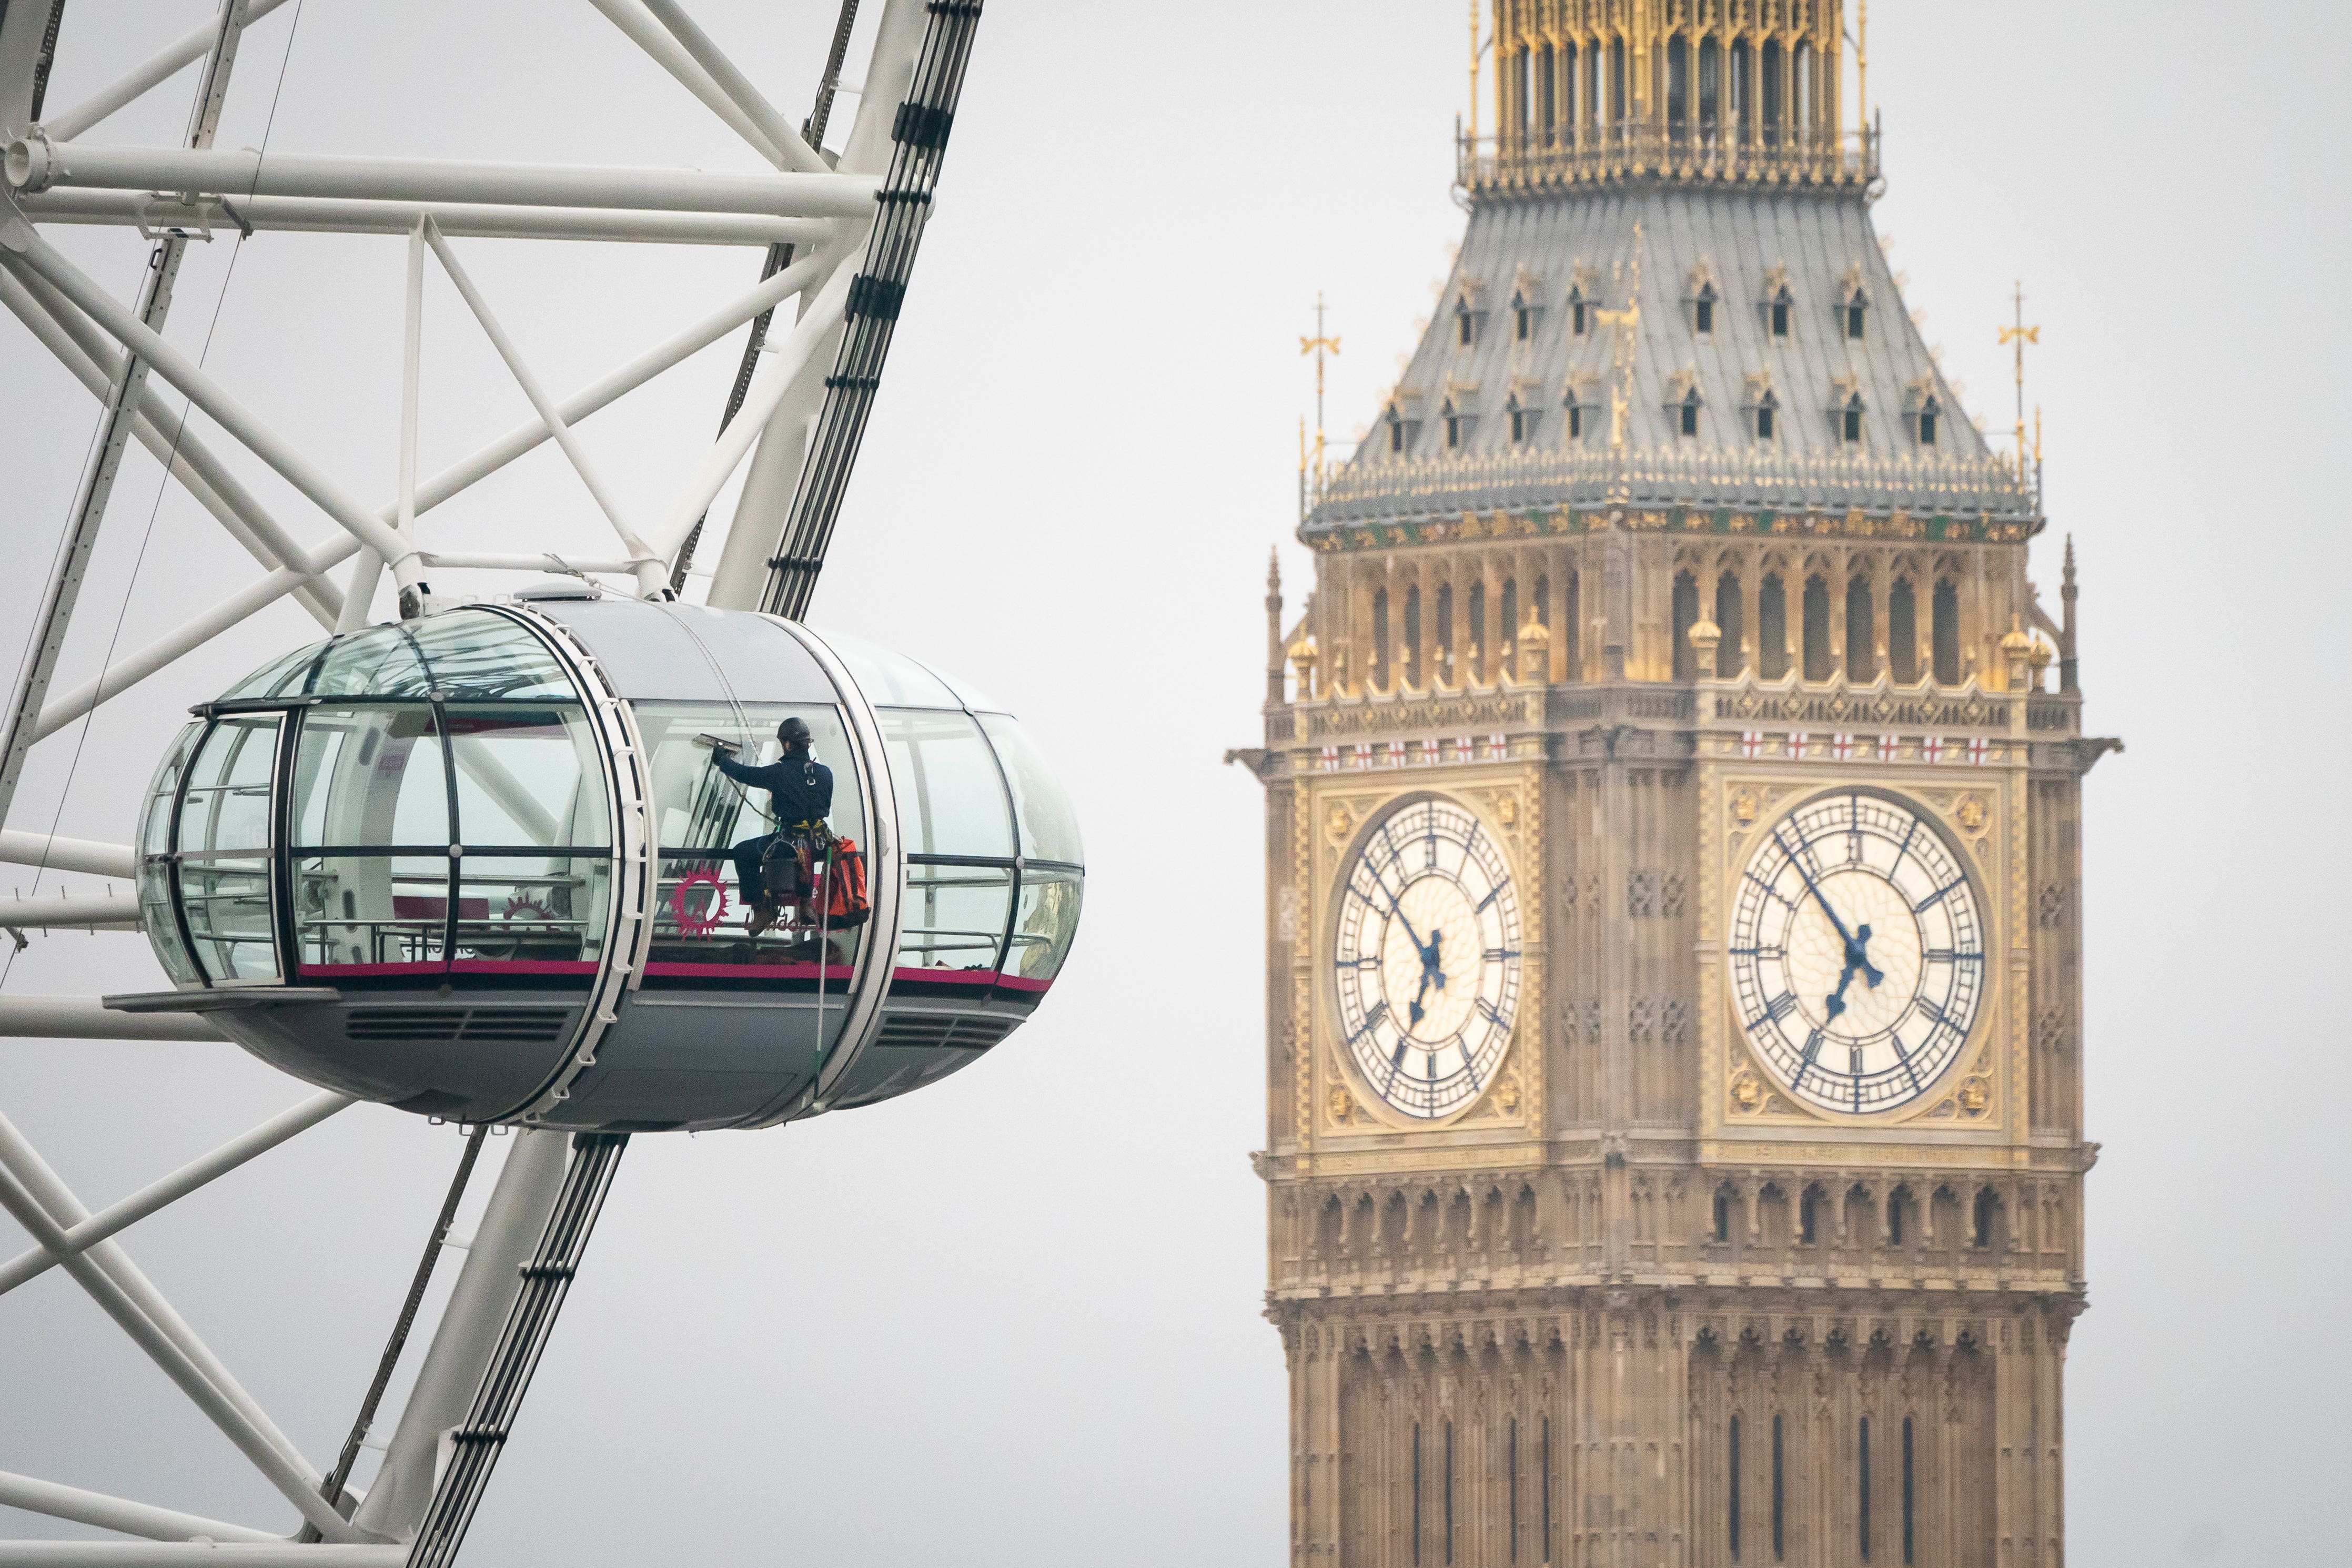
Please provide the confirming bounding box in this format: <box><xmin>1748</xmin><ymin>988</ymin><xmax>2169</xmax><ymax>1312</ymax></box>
<box><xmin>109</xmin><ymin>586</ymin><xmax>1084</xmax><ymax>1131</ymax></box>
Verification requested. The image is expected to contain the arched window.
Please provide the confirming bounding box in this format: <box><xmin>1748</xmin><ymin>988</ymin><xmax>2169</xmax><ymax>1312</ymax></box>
<box><xmin>1538</xmin><ymin>44</ymin><xmax>1557</xmax><ymax>143</ymax></box>
<box><xmin>1916</xmin><ymin>395</ymin><xmax>1940</xmax><ymax>447</ymax></box>
<box><xmin>1731</xmin><ymin>41</ymin><xmax>1753</xmax><ymax>144</ymax></box>
<box><xmin>1435</xmin><ymin>583</ymin><xmax>1454</xmax><ymax>680</ymax></box>
<box><xmin>1499</xmin><ymin>579</ymin><xmax>1518</xmax><ymax>664</ymax></box>
<box><xmin>1846</xmin><ymin>574</ymin><xmax>1875</xmax><ymax>681</ymax></box>
<box><xmin>1508</xmin><ymin>395</ymin><xmax>1531</xmax><ymax>444</ymax></box>
<box><xmin>1533</xmin><ymin>574</ymin><xmax>1549</xmax><ymax>630</ymax></box>
<box><xmin>1565</xmin><ymin>386</ymin><xmax>1587</xmax><ymax>440</ymax></box>
<box><xmin>1758</xmin><ymin>574</ymin><xmax>1788</xmax><ymax>680</ymax></box>
<box><xmin>1467</xmin><ymin>581</ymin><xmax>1487</xmax><ymax>676</ymax></box>
<box><xmin>1680</xmin><ymin>387</ymin><xmax>1703</xmax><ymax>438</ymax></box>
<box><xmin>1972</xmin><ymin>1187</ymin><xmax>1999</xmax><ymax>1249</ymax></box>
<box><xmin>1513</xmin><ymin>291</ymin><xmax>1534</xmax><ymax>342</ymax></box>
<box><xmin>1799</xmin><ymin>1186</ymin><xmax>1821</xmax><ymax>1244</ymax></box>
<box><xmin>1760</xmin><ymin>40</ymin><xmax>1783</xmax><ymax>145</ymax></box>
<box><xmin>1514</xmin><ymin>46</ymin><xmax>1532</xmax><ymax>147</ymax></box>
<box><xmin>1715</xmin><ymin>571</ymin><xmax>1744</xmax><ymax>677</ymax></box>
<box><xmin>1373</xmin><ymin>588</ymin><xmax>1391</xmax><ymax>689</ymax></box>
<box><xmin>1792</xmin><ymin>42</ymin><xmax>1812</xmax><ymax>143</ymax></box>
<box><xmin>1562</xmin><ymin>572</ymin><xmax>1582</xmax><ymax>679</ymax></box>
<box><xmin>1845</xmin><ymin>292</ymin><xmax>1868</xmax><ymax>340</ymax></box>
<box><xmin>1387</xmin><ymin>406</ymin><xmax>1406</xmax><ymax>455</ymax></box>
<box><xmin>1456</xmin><ymin>300</ymin><xmax>1477</xmax><ymax>348</ymax></box>
<box><xmin>1403</xmin><ymin>586</ymin><xmax>1422</xmax><ymax>683</ymax></box>
<box><xmin>1694</xmin><ymin>282</ymin><xmax>1719</xmax><ymax>336</ymax></box>
<box><xmin>1887</xmin><ymin>1186</ymin><xmax>1909</xmax><ymax>1246</ymax></box>
<box><xmin>1802</xmin><ymin>575</ymin><xmax>1832</xmax><ymax>681</ymax></box>
<box><xmin>1569</xmin><ymin>284</ymin><xmax>1588</xmax><ymax>336</ymax></box>
<box><xmin>1562</xmin><ymin>42</ymin><xmax>1580</xmax><ymax>138</ymax></box>
<box><xmin>1443</xmin><ymin>399</ymin><xmax>1463</xmax><ymax>450</ymax></box>
<box><xmin>1753</xmin><ymin>390</ymin><xmax>1778</xmax><ymax>442</ymax></box>
<box><xmin>1672</xmin><ymin>571</ymin><xmax>1699</xmax><ymax>680</ymax></box>
<box><xmin>1667</xmin><ymin>35</ymin><xmax>1690</xmax><ymax>134</ymax></box>
<box><xmin>1931</xmin><ymin>579</ymin><xmax>1961</xmax><ymax>684</ymax></box>
<box><xmin>1770</xmin><ymin>286</ymin><xmax>1793</xmax><ymax>338</ymax></box>
<box><xmin>1887</xmin><ymin>580</ymin><xmax>1919</xmax><ymax>684</ymax></box>
<box><xmin>1609</xmin><ymin>38</ymin><xmax>1627</xmax><ymax>129</ymax></box>
<box><xmin>1713</xmin><ymin>1186</ymin><xmax>1734</xmax><ymax>1242</ymax></box>
<box><xmin>1842</xmin><ymin>393</ymin><xmax>1865</xmax><ymax>444</ymax></box>
<box><xmin>1698</xmin><ymin>37</ymin><xmax>1722</xmax><ymax>134</ymax></box>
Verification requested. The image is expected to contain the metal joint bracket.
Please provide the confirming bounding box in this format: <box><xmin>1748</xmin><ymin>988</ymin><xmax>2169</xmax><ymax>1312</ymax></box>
<box><xmin>890</xmin><ymin>101</ymin><xmax>954</xmax><ymax>150</ymax></box>
<box><xmin>843</xmin><ymin>273</ymin><xmax>904</xmax><ymax>320</ymax></box>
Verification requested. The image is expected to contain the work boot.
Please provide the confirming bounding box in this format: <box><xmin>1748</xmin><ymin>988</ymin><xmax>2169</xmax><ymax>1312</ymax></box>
<box><xmin>745</xmin><ymin>899</ymin><xmax>780</xmax><ymax>938</ymax></box>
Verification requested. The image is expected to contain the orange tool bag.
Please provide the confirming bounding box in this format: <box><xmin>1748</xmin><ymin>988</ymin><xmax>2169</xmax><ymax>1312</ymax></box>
<box><xmin>816</xmin><ymin>836</ymin><xmax>872</xmax><ymax>929</ymax></box>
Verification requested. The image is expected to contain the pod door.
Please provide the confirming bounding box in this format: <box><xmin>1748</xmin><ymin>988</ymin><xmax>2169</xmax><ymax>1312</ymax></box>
<box><xmin>159</xmin><ymin>713</ymin><xmax>286</xmax><ymax>986</ymax></box>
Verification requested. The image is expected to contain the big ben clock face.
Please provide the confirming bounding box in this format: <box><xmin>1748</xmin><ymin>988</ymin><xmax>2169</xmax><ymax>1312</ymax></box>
<box><xmin>1729</xmin><ymin>790</ymin><xmax>1986</xmax><ymax>1116</ymax></box>
<box><xmin>1333</xmin><ymin>796</ymin><xmax>1523</xmax><ymax>1120</ymax></box>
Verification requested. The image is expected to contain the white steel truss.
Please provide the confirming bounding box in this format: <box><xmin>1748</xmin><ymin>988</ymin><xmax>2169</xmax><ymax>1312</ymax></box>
<box><xmin>0</xmin><ymin>0</ymin><xmax>983</xmax><ymax>1560</ymax></box>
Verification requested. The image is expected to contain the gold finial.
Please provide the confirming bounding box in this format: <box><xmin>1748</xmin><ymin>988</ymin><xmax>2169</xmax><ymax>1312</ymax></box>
<box><xmin>1467</xmin><ymin>0</ymin><xmax>1480</xmax><ymax>146</ymax></box>
<box><xmin>1299</xmin><ymin>293</ymin><xmax>1341</xmax><ymax>515</ymax></box>
<box><xmin>1998</xmin><ymin>282</ymin><xmax>2041</xmax><ymax>485</ymax></box>
<box><xmin>1857</xmin><ymin>1</ymin><xmax>1869</xmax><ymax>133</ymax></box>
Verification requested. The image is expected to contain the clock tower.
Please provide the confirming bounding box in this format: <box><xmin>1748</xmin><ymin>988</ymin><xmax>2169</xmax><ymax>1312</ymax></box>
<box><xmin>1237</xmin><ymin>8</ymin><xmax>2106</xmax><ymax>1566</ymax></box>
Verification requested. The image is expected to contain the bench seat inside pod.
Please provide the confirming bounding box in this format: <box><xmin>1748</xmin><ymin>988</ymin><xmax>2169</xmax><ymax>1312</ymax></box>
<box><xmin>120</xmin><ymin>591</ymin><xmax>1082</xmax><ymax>1132</ymax></box>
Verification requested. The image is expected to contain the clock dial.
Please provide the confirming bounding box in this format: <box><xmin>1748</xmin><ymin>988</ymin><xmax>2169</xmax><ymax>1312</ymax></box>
<box><xmin>1332</xmin><ymin>796</ymin><xmax>1522</xmax><ymax>1119</ymax></box>
<box><xmin>1728</xmin><ymin>790</ymin><xmax>1986</xmax><ymax>1115</ymax></box>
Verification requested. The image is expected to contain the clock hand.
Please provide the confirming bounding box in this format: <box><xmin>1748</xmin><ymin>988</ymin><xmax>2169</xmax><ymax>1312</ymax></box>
<box><xmin>1853</xmin><ymin>922</ymin><xmax>1885</xmax><ymax>988</ymax></box>
<box><xmin>1773</xmin><ymin>825</ymin><xmax>1858</xmax><ymax>947</ymax></box>
<box><xmin>1825</xmin><ymin>959</ymin><xmax>1861</xmax><ymax>1021</ymax></box>
<box><xmin>1426</xmin><ymin>927</ymin><xmax>1446</xmax><ymax>990</ymax></box>
<box><xmin>1409</xmin><ymin>967</ymin><xmax>1433</xmax><ymax>1027</ymax></box>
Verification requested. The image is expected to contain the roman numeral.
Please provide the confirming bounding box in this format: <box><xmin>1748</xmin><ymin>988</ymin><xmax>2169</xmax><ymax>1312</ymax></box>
<box><xmin>1766</xmin><ymin>992</ymin><xmax>1799</xmax><ymax>1022</ymax></box>
<box><xmin>1478</xmin><ymin>998</ymin><xmax>1511</xmax><ymax>1028</ymax></box>
<box><xmin>1925</xmin><ymin>948</ymin><xmax>1982</xmax><ymax>965</ymax></box>
<box><xmin>1728</xmin><ymin>945</ymin><xmax>1785</xmax><ymax>960</ymax></box>
<box><xmin>1483</xmin><ymin>947</ymin><xmax>1520</xmax><ymax>962</ymax></box>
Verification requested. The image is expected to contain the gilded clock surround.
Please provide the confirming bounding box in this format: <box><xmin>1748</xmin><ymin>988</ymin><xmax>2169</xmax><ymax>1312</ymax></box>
<box><xmin>1235</xmin><ymin>10</ymin><xmax>2103</xmax><ymax>1565</ymax></box>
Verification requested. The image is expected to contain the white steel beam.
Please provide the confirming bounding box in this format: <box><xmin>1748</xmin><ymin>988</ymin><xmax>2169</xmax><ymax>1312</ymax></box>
<box><xmin>0</xmin><ymin>1091</ymin><xmax>352</xmax><ymax>1298</ymax></box>
<box><xmin>43</xmin><ymin>0</ymin><xmax>298</xmax><ymax>142</ymax></box>
<box><xmin>656</xmin><ymin>244</ymin><xmax>861</xmax><ymax>562</ymax></box>
<box><xmin>25</xmin><ymin>241</ymin><xmax>837</xmax><ymax>732</ymax></box>
<box><xmin>0</xmin><ymin>833</ymin><xmax>135</xmax><ymax>879</ymax></box>
<box><xmin>0</xmin><ymin>1112</ymin><xmax>325</xmax><ymax>1506</ymax></box>
<box><xmin>0</xmin><ymin>1549</ymin><xmax>401</xmax><ymax>1568</ymax></box>
<box><xmin>583</xmin><ymin>0</ymin><xmax>800</xmax><ymax>171</ymax></box>
<box><xmin>422</xmin><ymin>221</ymin><xmax>663</xmax><ymax>595</ymax></box>
<box><xmin>0</xmin><ymin>891</ymin><xmax>138</xmax><ymax>928</ymax></box>
<box><xmin>0</xmin><ymin>1470</ymin><xmax>278</xmax><ymax>1545</ymax></box>
<box><xmin>0</xmin><ymin>998</ymin><xmax>215</xmax><ymax>1039</ymax></box>
<box><xmin>5</xmin><ymin>141</ymin><xmax>881</xmax><ymax>219</ymax></box>
<box><xmin>418</xmin><ymin>553</ymin><xmax>642</xmax><ymax>575</ymax></box>
<box><xmin>0</xmin><ymin>1157</ymin><xmax>357</xmax><ymax>1541</ymax></box>
<box><xmin>0</xmin><ymin>226</ymin><xmax>427</xmax><ymax>582</ymax></box>
<box><xmin>637</xmin><ymin>0</ymin><xmax>830</xmax><ymax>174</ymax></box>
<box><xmin>0</xmin><ymin>262</ymin><xmax>342</xmax><ymax>629</ymax></box>
<box><xmin>351</xmin><ymin>1130</ymin><xmax>569</xmax><ymax>1540</ymax></box>
<box><xmin>0</xmin><ymin>2</ymin><xmax>251</xmax><ymax>851</ymax></box>
<box><xmin>20</xmin><ymin>189</ymin><xmax>825</xmax><ymax>246</ymax></box>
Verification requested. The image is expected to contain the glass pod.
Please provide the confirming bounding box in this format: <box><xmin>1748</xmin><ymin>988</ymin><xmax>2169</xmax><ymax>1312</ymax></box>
<box><xmin>116</xmin><ymin>592</ymin><xmax>1083</xmax><ymax>1131</ymax></box>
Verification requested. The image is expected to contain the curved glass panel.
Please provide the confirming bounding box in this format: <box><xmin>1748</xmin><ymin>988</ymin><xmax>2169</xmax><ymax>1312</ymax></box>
<box><xmin>452</xmin><ymin>855</ymin><xmax>611</xmax><ymax>974</ymax></box>
<box><xmin>139</xmin><ymin>723</ymin><xmax>204</xmax><ymax>986</ymax></box>
<box><xmin>290</xmin><ymin>706</ymin><xmax>450</xmax><ymax>848</ymax></box>
<box><xmin>978</xmin><ymin>715</ymin><xmax>1083</xmax><ymax>866</ymax></box>
<box><xmin>900</xmin><ymin>861</ymin><xmax>1011</xmax><ymax>977</ymax></box>
<box><xmin>445</xmin><ymin>705</ymin><xmax>610</xmax><ymax>849</ymax></box>
<box><xmin>288</xmin><ymin>706</ymin><xmax>451</xmax><ymax>976</ymax></box>
<box><xmin>306</xmin><ymin>624</ymin><xmax>429</xmax><ymax>698</ymax></box>
<box><xmin>877</xmin><ymin>709</ymin><xmax>1014</xmax><ymax>859</ymax></box>
<box><xmin>177</xmin><ymin>715</ymin><xmax>282</xmax><ymax>982</ymax></box>
<box><xmin>633</xmin><ymin>702</ymin><xmax>869</xmax><ymax>982</ymax></box>
<box><xmin>816</xmin><ymin>631</ymin><xmax>962</xmax><ymax>709</ymax></box>
<box><xmin>406</xmin><ymin>611</ymin><xmax>579</xmax><ymax>701</ymax></box>
<box><xmin>142</xmin><ymin>723</ymin><xmax>201</xmax><ymax>859</ymax></box>
<box><xmin>306</xmin><ymin>612</ymin><xmax>577</xmax><ymax>702</ymax></box>
<box><xmin>221</xmin><ymin>641</ymin><xmax>327</xmax><ymax>700</ymax></box>
<box><xmin>928</xmin><ymin>664</ymin><xmax>1007</xmax><ymax>716</ymax></box>
<box><xmin>1003</xmin><ymin>866</ymin><xmax>1083</xmax><ymax>992</ymax></box>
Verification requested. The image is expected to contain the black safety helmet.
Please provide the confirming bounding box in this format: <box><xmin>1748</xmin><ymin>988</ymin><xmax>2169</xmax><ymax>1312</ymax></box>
<box><xmin>776</xmin><ymin>716</ymin><xmax>813</xmax><ymax>748</ymax></box>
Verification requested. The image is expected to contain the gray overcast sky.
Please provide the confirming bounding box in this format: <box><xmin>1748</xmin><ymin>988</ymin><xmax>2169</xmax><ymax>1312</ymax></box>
<box><xmin>0</xmin><ymin>3</ymin><xmax>2344</xmax><ymax>1565</ymax></box>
